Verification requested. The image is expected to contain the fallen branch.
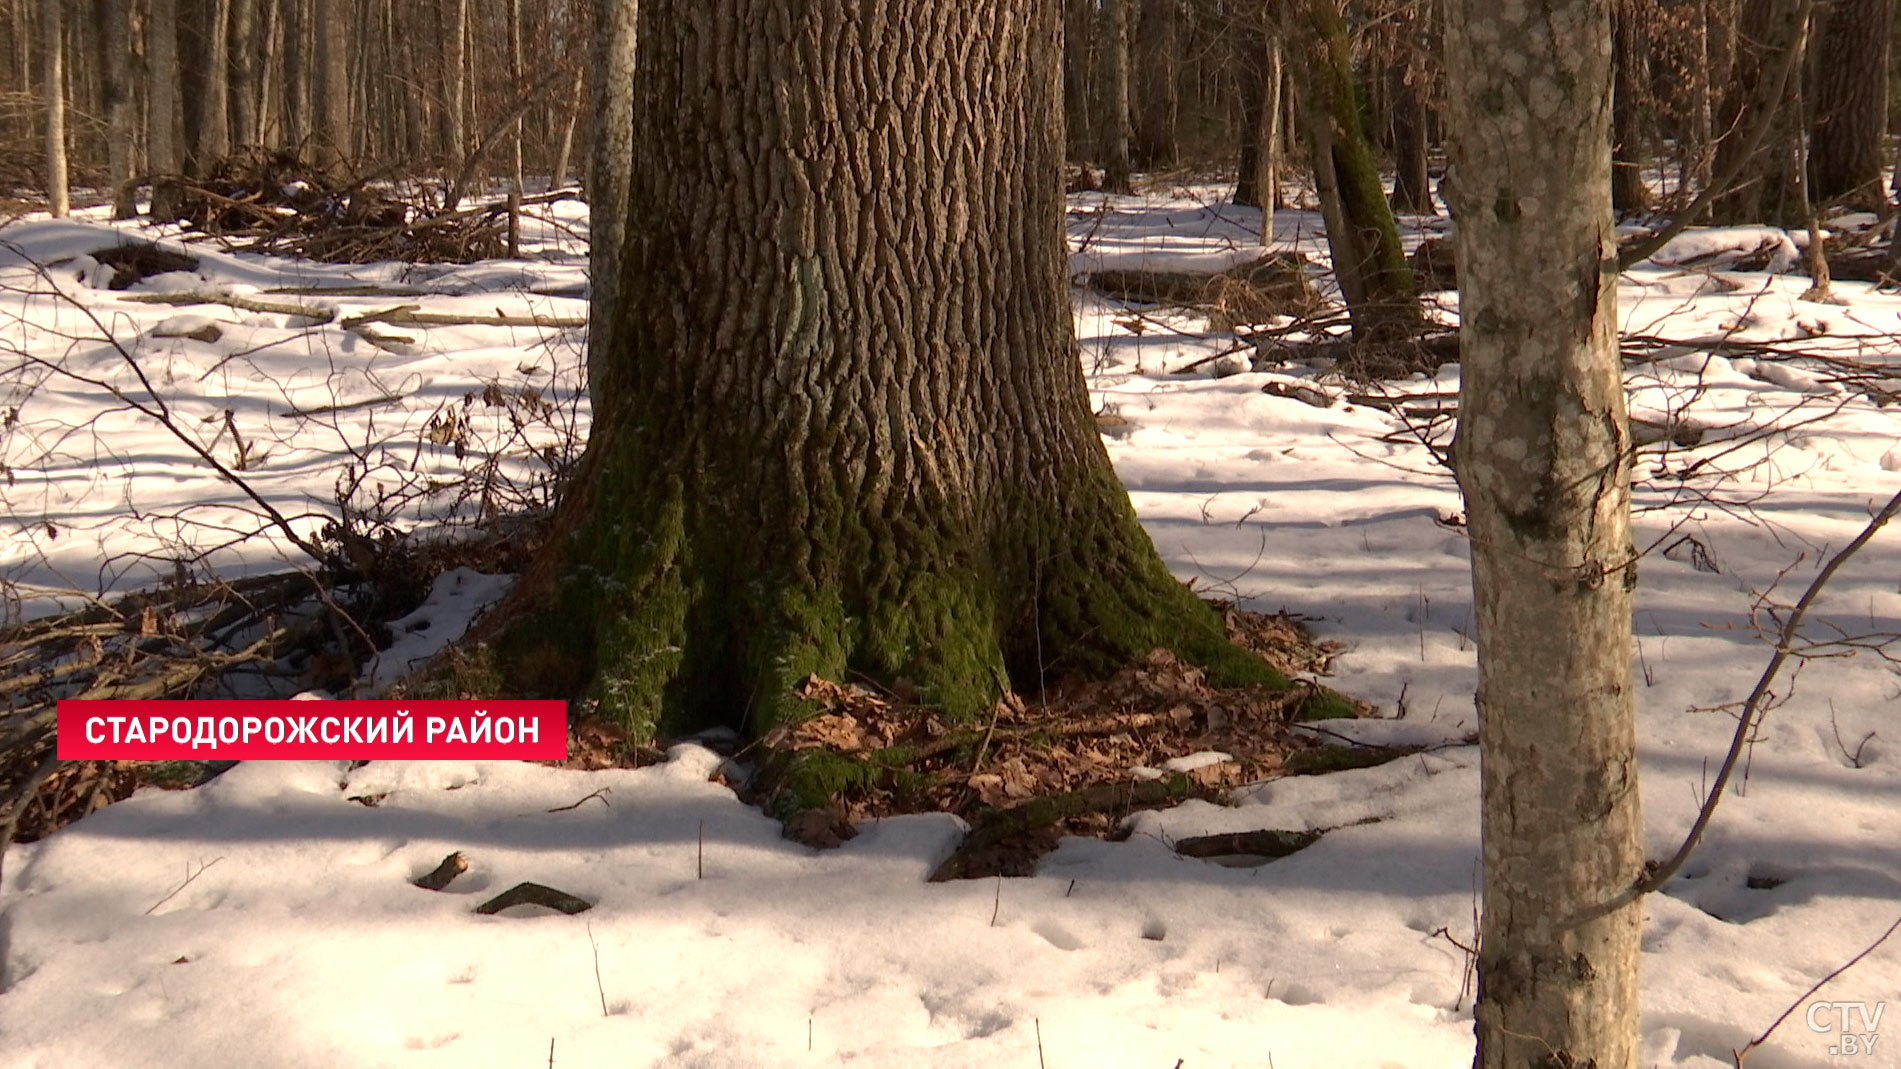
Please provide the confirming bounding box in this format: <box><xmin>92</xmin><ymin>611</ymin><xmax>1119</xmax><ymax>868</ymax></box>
<box><xmin>1171</xmin><ymin>827</ymin><xmax>1321</xmax><ymax>860</ymax></box>
<box><xmin>929</xmin><ymin>776</ymin><xmax>1203</xmax><ymax>882</ymax></box>
<box><xmin>475</xmin><ymin>881</ymin><xmax>594</xmax><ymax>915</ymax></box>
<box><xmin>123</xmin><ymin>291</ymin><xmax>337</xmax><ymax>324</ymax></box>
<box><xmin>341</xmin><ymin>304</ymin><xmax>585</xmax><ymax>330</ymax></box>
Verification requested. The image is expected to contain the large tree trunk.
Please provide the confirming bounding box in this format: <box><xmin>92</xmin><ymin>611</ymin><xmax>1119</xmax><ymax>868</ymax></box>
<box><xmin>41</xmin><ymin>0</ymin><xmax>68</xmax><ymax>218</ymax></box>
<box><xmin>1100</xmin><ymin>0</ymin><xmax>1134</xmax><ymax>192</ymax></box>
<box><xmin>1286</xmin><ymin>0</ymin><xmax>1418</xmax><ymax>340</ymax></box>
<box><xmin>1808</xmin><ymin>0</ymin><xmax>1890</xmax><ymax>205</ymax></box>
<box><xmin>97</xmin><ymin>0</ymin><xmax>136</xmax><ymax>216</ymax></box>
<box><xmin>1132</xmin><ymin>0</ymin><xmax>1178</xmax><ymax>169</ymax></box>
<box><xmin>493</xmin><ymin>0</ymin><xmax>1291</xmax><ymax>740</ymax></box>
<box><xmin>1445</xmin><ymin>0</ymin><xmax>1643</xmax><ymax>1064</ymax></box>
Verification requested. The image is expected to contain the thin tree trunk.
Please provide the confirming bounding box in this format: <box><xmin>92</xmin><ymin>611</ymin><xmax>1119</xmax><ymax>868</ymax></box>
<box><xmin>1100</xmin><ymin>0</ymin><xmax>1134</xmax><ymax>192</ymax></box>
<box><xmin>284</xmin><ymin>0</ymin><xmax>310</xmax><ymax>147</ymax></box>
<box><xmin>550</xmin><ymin>60</ymin><xmax>584</xmax><ymax>190</ymax></box>
<box><xmin>148</xmin><ymin>0</ymin><xmax>184</xmax><ymax>216</ymax></box>
<box><xmin>1388</xmin><ymin>58</ymin><xmax>1434</xmax><ymax>214</ymax></box>
<box><xmin>1446</xmin><ymin>0</ymin><xmax>1643</xmax><ymax>1063</ymax></box>
<box><xmin>42</xmin><ymin>0</ymin><xmax>69</xmax><ymax>217</ymax></box>
<box><xmin>442</xmin><ymin>0</ymin><xmax>468</xmax><ymax>161</ymax></box>
<box><xmin>313</xmin><ymin>0</ymin><xmax>348</xmax><ymax>174</ymax></box>
<box><xmin>586</xmin><ymin>0</ymin><xmax>637</xmax><ymax>409</ymax></box>
<box><xmin>1232</xmin><ymin>11</ymin><xmax>1275</xmax><ymax>210</ymax></box>
<box><xmin>1611</xmin><ymin>0</ymin><xmax>1650</xmax><ymax>211</ymax></box>
<box><xmin>229</xmin><ymin>0</ymin><xmax>257</xmax><ymax>145</ymax></box>
<box><xmin>509</xmin><ymin>0</ymin><xmax>525</xmax><ymax>194</ymax></box>
<box><xmin>1062</xmin><ymin>0</ymin><xmax>1094</xmax><ymax>162</ymax></box>
<box><xmin>197</xmin><ymin>0</ymin><xmax>232</xmax><ymax>168</ymax></box>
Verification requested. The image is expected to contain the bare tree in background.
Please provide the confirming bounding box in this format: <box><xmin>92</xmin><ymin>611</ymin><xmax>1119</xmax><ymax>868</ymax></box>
<box><xmin>148</xmin><ymin>0</ymin><xmax>184</xmax><ymax>217</ymax></box>
<box><xmin>41</xmin><ymin>0</ymin><xmax>68</xmax><ymax>217</ymax></box>
<box><xmin>1446</xmin><ymin>0</ymin><xmax>1643</xmax><ymax>1062</ymax></box>
<box><xmin>586</xmin><ymin>0</ymin><xmax>636</xmax><ymax>410</ymax></box>
<box><xmin>1101</xmin><ymin>0</ymin><xmax>1135</xmax><ymax>192</ymax></box>
<box><xmin>97</xmin><ymin>0</ymin><xmax>137</xmax><ymax>216</ymax></box>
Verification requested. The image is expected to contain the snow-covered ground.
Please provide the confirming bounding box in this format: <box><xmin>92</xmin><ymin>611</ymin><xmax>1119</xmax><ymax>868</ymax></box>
<box><xmin>2</xmin><ymin>189</ymin><xmax>1899</xmax><ymax>1067</ymax></box>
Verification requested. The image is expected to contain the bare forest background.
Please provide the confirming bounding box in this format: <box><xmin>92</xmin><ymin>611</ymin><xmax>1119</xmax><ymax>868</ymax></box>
<box><xmin>2</xmin><ymin>0</ymin><xmax>1896</xmax><ymax>238</ymax></box>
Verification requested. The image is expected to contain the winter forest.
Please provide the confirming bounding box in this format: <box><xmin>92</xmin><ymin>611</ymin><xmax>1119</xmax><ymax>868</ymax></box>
<box><xmin>1</xmin><ymin>0</ymin><xmax>1900</xmax><ymax>1066</ymax></box>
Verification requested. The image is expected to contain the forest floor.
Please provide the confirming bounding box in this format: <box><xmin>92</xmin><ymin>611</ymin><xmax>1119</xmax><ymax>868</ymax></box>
<box><xmin>0</xmin><ymin>183</ymin><xmax>1899</xmax><ymax>1066</ymax></box>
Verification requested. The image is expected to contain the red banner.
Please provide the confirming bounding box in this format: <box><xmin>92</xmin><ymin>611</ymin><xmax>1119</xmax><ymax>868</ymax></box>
<box><xmin>57</xmin><ymin>700</ymin><xmax>568</xmax><ymax>760</ymax></box>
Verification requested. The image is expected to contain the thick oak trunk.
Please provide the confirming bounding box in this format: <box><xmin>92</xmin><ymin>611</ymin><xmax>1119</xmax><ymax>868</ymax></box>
<box><xmin>497</xmin><ymin>0</ymin><xmax>1290</xmax><ymax>739</ymax></box>
<box><xmin>1446</xmin><ymin>0</ymin><xmax>1643</xmax><ymax>1064</ymax></box>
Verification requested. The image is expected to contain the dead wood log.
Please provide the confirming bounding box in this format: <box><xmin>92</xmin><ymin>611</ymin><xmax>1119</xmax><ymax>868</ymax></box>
<box><xmin>1088</xmin><ymin>253</ymin><xmax>1319</xmax><ymax>323</ymax></box>
<box><xmin>341</xmin><ymin>304</ymin><xmax>585</xmax><ymax>330</ymax></box>
<box><xmin>412</xmin><ymin>851</ymin><xmax>469</xmax><ymax>891</ymax></box>
<box><xmin>474</xmin><ymin>881</ymin><xmax>594</xmax><ymax>915</ymax></box>
<box><xmin>124</xmin><ymin>291</ymin><xmax>337</xmax><ymax>324</ymax></box>
<box><xmin>1171</xmin><ymin>827</ymin><xmax>1321</xmax><ymax>860</ymax></box>
<box><xmin>928</xmin><ymin>775</ymin><xmax>1204</xmax><ymax>882</ymax></box>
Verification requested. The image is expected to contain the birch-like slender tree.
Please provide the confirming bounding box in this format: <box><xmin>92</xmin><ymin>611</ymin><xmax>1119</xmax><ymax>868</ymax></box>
<box><xmin>1445</xmin><ymin>0</ymin><xmax>1643</xmax><ymax>1063</ymax></box>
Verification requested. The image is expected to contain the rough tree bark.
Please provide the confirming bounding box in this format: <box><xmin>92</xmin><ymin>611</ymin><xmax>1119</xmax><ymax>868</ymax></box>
<box><xmin>97</xmin><ymin>0</ymin><xmax>136</xmax><ymax>217</ymax></box>
<box><xmin>1808</xmin><ymin>0</ymin><xmax>1890</xmax><ymax>205</ymax></box>
<box><xmin>190</xmin><ymin>0</ymin><xmax>233</xmax><ymax>173</ymax></box>
<box><xmin>1445</xmin><ymin>0</ymin><xmax>1643</xmax><ymax>1064</ymax></box>
<box><xmin>1100</xmin><ymin>0</ymin><xmax>1135</xmax><ymax>192</ymax></box>
<box><xmin>147</xmin><ymin>0</ymin><xmax>184</xmax><ymax>218</ymax></box>
<box><xmin>1231</xmin><ymin>10</ymin><xmax>1278</xmax><ymax>211</ymax></box>
<box><xmin>1387</xmin><ymin>61</ymin><xmax>1433</xmax><ymax>214</ymax></box>
<box><xmin>1611</xmin><ymin>0</ymin><xmax>1650</xmax><ymax>212</ymax></box>
<box><xmin>586</xmin><ymin>0</ymin><xmax>637</xmax><ymax>413</ymax></box>
<box><xmin>1712</xmin><ymin>0</ymin><xmax>1806</xmax><ymax>224</ymax></box>
<box><xmin>491</xmin><ymin>0</ymin><xmax>1297</xmax><ymax>740</ymax></box>
<box><xmin>313</xmin><ymin>0</ymin><xmax>350</xmax><ymax>174</ymax></box>
<box><xmin>1062</xmin><ymin>0</ymin><xmax>1094</xmax><ymax>162</ymax></box>
<box><xmin>229</xmin><ymin>0</ymin><xmax>258</xmax><ymax>147</ymax></box>
<box><xmin>1133</xmin><ymin>0</ymin><xmax>1178</xmax><ymax>169</ymax></box>
<box><xmin>41</xmin><ymin>0</ymin><xmax>69</xmax><ymax>218</ymax></box>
